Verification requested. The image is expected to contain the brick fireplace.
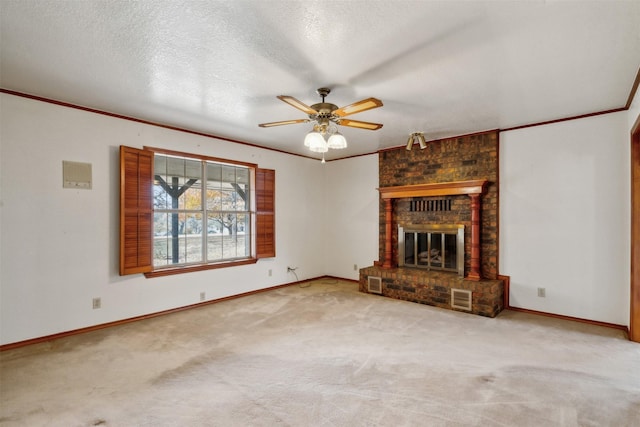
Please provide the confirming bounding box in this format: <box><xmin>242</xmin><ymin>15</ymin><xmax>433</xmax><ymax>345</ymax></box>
<box><xmin>359</xmin><ymin>131</ymin><xmax>504</xmax><ymax>317</ymax></box>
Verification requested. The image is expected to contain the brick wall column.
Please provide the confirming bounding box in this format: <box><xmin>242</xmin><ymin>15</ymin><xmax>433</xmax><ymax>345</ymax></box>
<box><xmin>382</xmin><ymin>198</ymin><xmax>396</xmax><ymax>269</ymax></box>
<box><xmin>467</xmin><ymin>193</ymin><xmax>482</xmax><ymax>281</ymax></box>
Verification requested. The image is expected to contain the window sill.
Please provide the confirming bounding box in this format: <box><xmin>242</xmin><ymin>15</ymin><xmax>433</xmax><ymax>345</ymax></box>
<box><xmin>144</xmin><ymin>258</ymin><xmax>258</xmax><ymax>278</ymax></box>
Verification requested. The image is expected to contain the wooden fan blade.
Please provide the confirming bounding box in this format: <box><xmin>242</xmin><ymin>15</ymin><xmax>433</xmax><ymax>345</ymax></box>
<box><xmin>333</xmin><ymin>97</ymin><xmax>383</xmax><ymax>117</ymax></box>
<box><xmin>277</xmin><ymin>95</ymin><xmax>318</xmax><ymax>115</ymax></box>
<box><xmin>258</xmin><ymin>119</ymin><xmax>310</xmax><ymax>128</ymax></box>
<box><xmin>338</xmin><ymin>119</ymin><xmax>383</xmax><ymax>130</ymax></box>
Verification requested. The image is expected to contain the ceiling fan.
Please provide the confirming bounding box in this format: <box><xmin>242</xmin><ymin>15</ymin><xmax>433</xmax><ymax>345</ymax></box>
<box><xmin>258</xmin><ymin>88</ymin><xmax>383</xmax><ymax>153</ymax></box>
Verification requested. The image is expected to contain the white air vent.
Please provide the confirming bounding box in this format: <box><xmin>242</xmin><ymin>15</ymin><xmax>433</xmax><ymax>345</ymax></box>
<box><xmin>367</xmin><ymin>276</ymin><xmax>382</xmax><ymax>294</ymax></box>
<box><xmin>451</xmin><ymin>289</ymin><xmax>472</xmax><ymax>311</ymax></box>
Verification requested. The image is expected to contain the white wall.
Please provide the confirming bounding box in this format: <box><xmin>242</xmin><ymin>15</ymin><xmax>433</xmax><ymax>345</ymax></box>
<box><xmin>500</xmin><ymin>111</ymin><xmax>630</xmax><ymax>325</ymax></box>
<box><xmin>324</xmin><ymin>154</ymin><xmax>379</xmax><ymax>280</ymax></box>
<box><xmin>0</xmin><ymin>93</ymin><xmax>326</xmax><ymax>345</ymax></box>
<box><xmin>2</xmin><ymin>90</ymin><xmax>636</xmax><ymax>345</ymax></box>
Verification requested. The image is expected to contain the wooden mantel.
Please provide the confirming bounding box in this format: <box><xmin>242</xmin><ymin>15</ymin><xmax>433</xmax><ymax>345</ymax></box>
<box><xmin>378</xmin><ymin>179</ymin><xmax>488</xmax><ymax>199</ymax></box>
<box><xmin>378</xmin><ymin>179</ymin><xmax>488</xmax><ymax>280</ymax></box>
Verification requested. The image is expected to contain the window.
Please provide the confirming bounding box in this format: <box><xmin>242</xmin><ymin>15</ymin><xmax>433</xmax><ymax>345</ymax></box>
<box><xmin>153</xmin><ymin>154</ymin><xmax>251</xmax><ymax>267</ymax></box>
<box><xmin>120</xmin><ymin>146</ymin><xmax>275</xmax><ymax>277</ymax></box>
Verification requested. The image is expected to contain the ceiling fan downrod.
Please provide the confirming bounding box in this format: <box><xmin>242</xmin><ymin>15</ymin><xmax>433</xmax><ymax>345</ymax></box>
<box><xmin>316</xmin><ymin>87</ymin><xmax>331</xmax><ymax>103</ymax></box>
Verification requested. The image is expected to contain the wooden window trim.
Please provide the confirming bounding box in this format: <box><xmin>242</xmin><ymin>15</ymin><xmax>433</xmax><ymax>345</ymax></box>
<box><xmin>144</xmin><ymin>258</ymin><xmax>258</xmax><ymax>278</ymax></box>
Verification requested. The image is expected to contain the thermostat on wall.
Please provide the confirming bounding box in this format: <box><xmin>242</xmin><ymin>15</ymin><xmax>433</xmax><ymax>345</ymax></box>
<box><xmin>63</xmin><ymin>161</ymin><xmax>92</xmax><ymax>189</ymax></box>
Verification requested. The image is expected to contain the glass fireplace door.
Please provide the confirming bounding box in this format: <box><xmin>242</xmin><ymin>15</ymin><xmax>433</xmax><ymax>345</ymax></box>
<box><xmin>398</xmin><ymin>224</ymin><xmax>464</xmax><ymax>277</ymax></box>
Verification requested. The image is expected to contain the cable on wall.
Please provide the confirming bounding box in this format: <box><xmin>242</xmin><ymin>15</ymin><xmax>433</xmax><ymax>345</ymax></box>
<box><xmin>288</xmin><ymin>266</ymin><xmax>311</xmax><ymax>288</ymax></box>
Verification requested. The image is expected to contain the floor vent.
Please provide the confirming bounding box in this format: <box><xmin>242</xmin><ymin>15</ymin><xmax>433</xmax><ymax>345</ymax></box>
<box><xmin>367</xmin><ymin>276</ymin><xmax>382</xmax><ymax>294</ymax></box>
<box><xmin>451</xmin><ymin>289</ymin><xmax>472</xmax><ymax>311</ymax></box>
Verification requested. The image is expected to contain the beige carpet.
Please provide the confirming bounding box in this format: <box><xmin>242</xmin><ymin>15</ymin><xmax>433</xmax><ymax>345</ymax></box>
<box><xmin>1</xmin><ymin>279</ymin><xmax>639</xmax><ymax>426</ymax></box>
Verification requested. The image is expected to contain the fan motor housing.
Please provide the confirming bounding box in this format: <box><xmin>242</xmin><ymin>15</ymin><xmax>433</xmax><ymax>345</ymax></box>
<box><xmin>310</xmin><ymin>102</ymin><xmax>338</xmax><ymax>115</ymax></box>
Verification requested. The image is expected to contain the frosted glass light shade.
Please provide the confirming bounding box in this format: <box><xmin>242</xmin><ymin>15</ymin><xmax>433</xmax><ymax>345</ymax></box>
<box><xmin>308</xmin><ymin>137</ymin><xmax>328</xmax><ymax>153</ymax></box>
<box><xmin>327</xmin><ymin>132</ymin><xmax>347</xmax><ymax>149</ymax></box>
<box><xmin>304</xmin><ymin>130</ymin><xmax>324</xmax><ymax>148</ymax></box>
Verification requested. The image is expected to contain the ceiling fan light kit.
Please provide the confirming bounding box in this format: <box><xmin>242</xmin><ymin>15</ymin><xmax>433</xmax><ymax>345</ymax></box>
<box><xmin>327</xmin><ymin>131</ymin><xmax>347</xmax><ymax>149</ymax></box>
<box><xmin>259</xmin><ymin>88</ymin><xmax>383</xmax><ymax>157</ymax></box>
<box><xmin>406</xmin><ymin>132</ymin><xmax>427</xmax><ymax>151</ymax></box>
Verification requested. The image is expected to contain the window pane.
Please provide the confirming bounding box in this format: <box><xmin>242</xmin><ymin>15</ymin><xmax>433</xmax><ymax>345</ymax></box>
<box><xmin>153</xmin><ymin>212</ymin><xmax>170</xmax><ymax>267</ymax></box>
<box><xmin>208</xmin><ymin>213</ymin><xmax>231</xmax><ymax>238</ymax></box>
<box><xmin>153</xmin><ymin>156</ymin><xmax>168</xmax><ymax>209</ymax></box>
<box><xmin>235</xmin><ymin>183</ymin><xmax>248</xmax><ymax>210</ymax></box>
<box><xmin>236</xmin><ymin>168</ymin><xmax>249</xmax><ymax>185</ymax></box>
<box><xmin>153</xmin><ymin>212</ymin><xmax>181</xmax><ymax>266</ymax></box>
<box><xmin>221</xmin><ymin>165</ymin><xmax>236</xmax><ymax>185</ymax></box>
<box><xmin>178</xmin><ymin>159</ymin><xmax>201</xmax><ymax>210</ymax></box>
<box><xmin>206</xmin><ymin>189</ymin><xmax>221</xmax><ymax>210</ymax></box>
<box><xmin>169</xmin><ymin>212</ymin><xmax>188</xmax><ymax>264</ymax></box>
<box><xmin>207</xmin><ymin>213</ymin><xmax>222</xmax><ymax>261</ymax></box>
<box><xmin>182</xmin><ymin>180</ymin><xmax>202</xmax><ymax>210</ymax></box>
<box><xmin>154</xmin><ymin>212</ymin><xmax>169</xmax><ymax>238</ymax></box>
<box><xmin>237</xmin><ymin>213</ymin><xmax>250</xmax><ymax>257</ymax></box>
<box><xmin>207</xmin><ymin>235</ymin><xmax>223</xmax><ymax>261</ymax></box>
<box><xmin>220</xmin><ymin>190</ymin><xmax>236</xmax><ymax>210</ymax></box>
<box><xmin>222</xmin><ymin>213</ymin><xmax>238</xmax><ymax>259</ymax></box>
<box><xmin>153</xmin><ymin>183</ymin><xmax>169</xmax><ymax>209</ymax></box>
<box><xmin>207</xmin><ymin>163</ymin><xmax>222</xmax><ymax>186</ymax></box>
<box><xmin>223</xmin><ymin>235</ymin><xmax>237</xmax><ymax>259</ymax></box>
<box><xmin>206</xmin><ymin>163</ymin><xmax>222</xmax><ymax>210</ymax></box>
<box><xmin>235</xmin><ymin>168</ymin><xmax>249</xmax><ymax>211</ymax></box>
<box><xmin>154</xmin><ymin>155</ymin><xmax>202</xmax><ymax>210</ymax></box>
<box><xmin>184</xmin><ymin>213</ymin><xmax>203</xmax><ymax>263</ymax></box>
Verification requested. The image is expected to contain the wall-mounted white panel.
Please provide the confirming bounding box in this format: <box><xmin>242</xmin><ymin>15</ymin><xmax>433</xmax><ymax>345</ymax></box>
<box><xmin>62</xmin><ymin>160</ymin><xmax>92</xmax><ymax>189</ymax></box>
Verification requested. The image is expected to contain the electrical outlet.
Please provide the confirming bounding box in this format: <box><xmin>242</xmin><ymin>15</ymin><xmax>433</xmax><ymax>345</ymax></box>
<box><xmin>92</xmin><ymin>297</ymin><xmax>101</xmax><ymax>309</ymax></box>
<box><xmin>200</xmin><ymin>292</ymin><xmax>205</xmax><ymax>302</ymax></box>
<box><xmin>537</xmin><ymin>287</ymin><xmax>546</xmax><ymax>298</ymax></box>
<box><xmin>354</xmin><ymin>264</ymin><xmax>358</xmax><ymax>271</ymax></box>
<box><xmin>268</xmin><ymin>269</ymin><xmax>272</xmax><ymax>277</ymax></box>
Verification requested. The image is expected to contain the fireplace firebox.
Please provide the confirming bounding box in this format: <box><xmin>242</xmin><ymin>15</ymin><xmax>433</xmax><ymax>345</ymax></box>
<box><xmin>398</xmin><ymin>224</ymin><xmax>464</xmax><ymax>277</ymax></box>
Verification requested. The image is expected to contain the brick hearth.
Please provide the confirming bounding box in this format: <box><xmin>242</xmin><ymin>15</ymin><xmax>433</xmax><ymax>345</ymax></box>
<box><xmin>359</xmin><ymin>266</ymin><xmax>504</xmax><ymax>318</ymax></box>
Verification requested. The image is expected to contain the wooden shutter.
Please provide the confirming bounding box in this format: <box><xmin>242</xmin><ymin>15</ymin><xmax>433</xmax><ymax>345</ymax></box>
<box><xmin>256</xmin><ymin>168</ymin><xmax>275</xmax><ymax>259</ymax></box>
<box><xmin>119</xmin><ymin>146</ymin><xmax>153</xmax><ymax>275</ymax></box>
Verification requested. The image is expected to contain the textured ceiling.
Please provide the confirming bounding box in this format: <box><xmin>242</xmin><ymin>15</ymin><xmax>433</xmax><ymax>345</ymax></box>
<box><xmin>1</xmin><ymin>1</ymin><xmax>639</xmax><ymax>161</ymax></box>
